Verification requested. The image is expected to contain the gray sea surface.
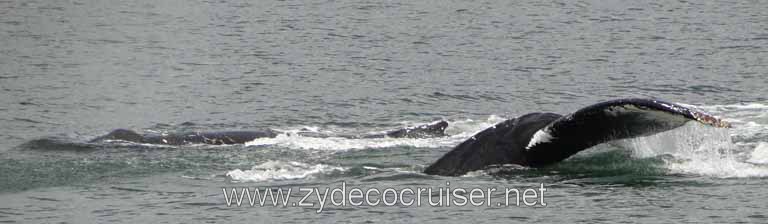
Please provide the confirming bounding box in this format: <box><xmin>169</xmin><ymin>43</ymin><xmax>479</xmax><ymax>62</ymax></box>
<box><xmin>1</xmin><ymin>0</ymin><xmax>767</xmax><ymax>223</ymax></box>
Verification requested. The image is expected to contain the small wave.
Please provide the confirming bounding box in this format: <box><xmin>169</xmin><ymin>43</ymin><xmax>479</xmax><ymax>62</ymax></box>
<box><xmin>747</xmin><ymin>142</ymin><xmax>768</xmax><ymax>164</ymax></box>
<box><xmin>680</xmin><ymin>102</ymin><xmax>768</xmax><ymax>124</ymax></box>
<box><xmin>226</xmin><ymin>160</ymin><xmax>346</xmax><ymax>182</ymax></box>
<box><xmin>690</xmin><ymin>102</ymin><xmax>768</xmax><ymax>111</ymax></box>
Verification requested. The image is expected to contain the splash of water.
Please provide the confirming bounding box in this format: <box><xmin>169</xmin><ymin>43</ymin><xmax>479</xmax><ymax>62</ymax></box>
<box><xmin>616</xmin><ymin>122</ymin><xmax>768</xmax><ymax>178</ymax></box>
<box><xmin>226</xmin><ymin>160</ymin><xmax>346</xmax><ymax>182</ymax></box>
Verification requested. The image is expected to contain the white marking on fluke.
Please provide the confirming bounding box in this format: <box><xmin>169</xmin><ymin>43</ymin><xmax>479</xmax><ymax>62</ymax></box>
<box><xmin>526</xmin><ymin>128</ymin><xmax>554</xmax><ymax>150</ymax></box>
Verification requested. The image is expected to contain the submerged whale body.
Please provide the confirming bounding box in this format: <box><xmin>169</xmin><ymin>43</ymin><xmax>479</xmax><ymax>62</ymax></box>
<box><xmin>423</xmin><ymin>98</ymin><xmax>731</xmax><ymax>176</ymax></box>
<box><xmin>90</xmin><ymin>121</ymin><xmax>449</xmax><ymax>145</ymax></box>
<box><xmin>90</xmin><ymin>129</ymin><xmax>280</xmax><ymax>145</ymax></box>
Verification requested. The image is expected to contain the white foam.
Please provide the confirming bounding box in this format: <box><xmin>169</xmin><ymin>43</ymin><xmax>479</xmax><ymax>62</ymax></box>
<box><xmin>226</xmin><ymin>160</ymin><xmax>346</xmax><ymax>182</ymax></box>
<box><xmin>462</xmin><ymin>170</ymin><xmax>490</xmax><ymax>177</ymax></box>
<box><xmin>244</xmin><ymin>116</ymin><xmax>507</xmax><ymax>151</ymax></box>
<box><xmin>101</xmin><ymin>140</ymin><xmax>177</xmax><ymax>148</ymax></box>
<box><xmin>244</xmin><ymin>133</ymin><xmax>463</xmax><ymax>150</ymax></box>
<box><xmin>665</xmin><ymin>156</ymin><xmax>768</xmax><ymax>178</ymax></box>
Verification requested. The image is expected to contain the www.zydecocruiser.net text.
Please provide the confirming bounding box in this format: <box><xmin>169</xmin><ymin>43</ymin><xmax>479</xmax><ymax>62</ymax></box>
<box><xmin>222</xmin><ymin>181</ymin><xmax>547</xmax><ymax>213</ymax></box>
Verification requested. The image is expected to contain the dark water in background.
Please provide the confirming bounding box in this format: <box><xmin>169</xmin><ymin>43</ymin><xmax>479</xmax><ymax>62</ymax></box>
<box><xmin>1</xmin><ymin>0</ymin><xmax>767</xmax><ymax>223</ymax></box>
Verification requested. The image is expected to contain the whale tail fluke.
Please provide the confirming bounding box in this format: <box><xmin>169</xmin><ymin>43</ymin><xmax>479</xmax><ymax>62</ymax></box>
<box><xmin>524</xmin><ymin>98</ymin><xmax>730</xmax><ymax>167</ymax></box>
<box><xmin>424</xmin><ymin>98</ymin><xmax>730</xmax><ymax>176</ymax></box>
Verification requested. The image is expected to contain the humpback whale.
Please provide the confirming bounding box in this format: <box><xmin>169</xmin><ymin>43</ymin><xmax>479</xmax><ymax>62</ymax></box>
<box><xmin>90</xmin><ymin>121</ymin><xmax>449</xmax><ymax>145</ymax></box>
<box><xmin>423</xmin><ymin>98</ymin><xmax>730</xmax><ymax>176</ymax></box>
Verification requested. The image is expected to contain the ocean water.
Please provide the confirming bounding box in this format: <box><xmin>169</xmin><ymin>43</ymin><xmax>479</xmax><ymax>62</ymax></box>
<box><xmin>1</xmin><ymin>0</ymin><xmax>767</xmax><ymax>223</ymax></box>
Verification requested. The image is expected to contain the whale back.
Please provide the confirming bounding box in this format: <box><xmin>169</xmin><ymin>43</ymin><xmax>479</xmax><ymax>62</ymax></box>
<box><xmin>141</xmin><ymin>130</ymin><xmax>279</xmax><ymax>145</ymax></box>
<box><xmin>384</xmin><ymin>120</ymin><xmax>449</xmax><ymax>138</ymax></box>
<box><xmin>423</xmin><ymin>113</ymin><xmax>561</xmax><ymax>176</ymax></box>
<box><xmin>89</xmin><ymin>129</ymin><xmax>144</xmax><ymax>143</ymax></box>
